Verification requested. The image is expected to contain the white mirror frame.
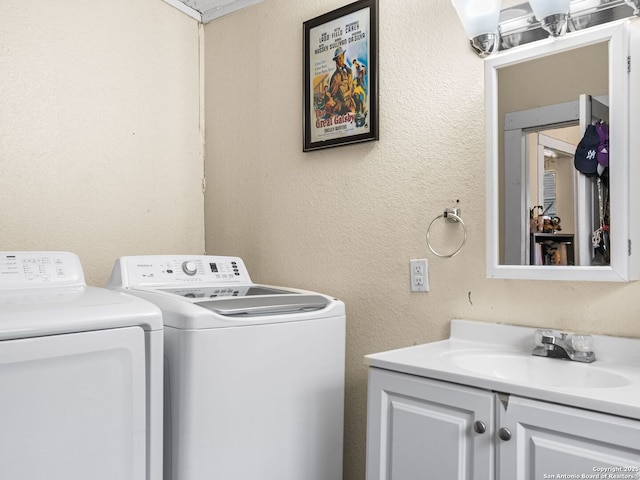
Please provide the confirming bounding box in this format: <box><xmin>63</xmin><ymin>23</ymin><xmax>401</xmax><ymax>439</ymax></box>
<box><xmin>486</xmin><ymin>18</ymin><xmax>640</xmax><ymax>281</ymax></box>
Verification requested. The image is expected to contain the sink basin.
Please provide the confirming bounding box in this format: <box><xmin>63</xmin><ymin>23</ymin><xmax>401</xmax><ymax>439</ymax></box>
<box><xmin>366</xmin><ymin>320</ymin><xmax>640</xmax><ymax>419</ymax></box>
<box><xmin>449</xmin><ymin>352</ymin><xmax>631</xmax><ymax>389</ymax></box>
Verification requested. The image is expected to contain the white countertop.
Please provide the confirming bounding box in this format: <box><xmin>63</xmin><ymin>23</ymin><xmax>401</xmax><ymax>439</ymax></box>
<box><xmin>365</xmin><ymin>319</ymin><xmax>640</xmax><ymax>420</ymax></box>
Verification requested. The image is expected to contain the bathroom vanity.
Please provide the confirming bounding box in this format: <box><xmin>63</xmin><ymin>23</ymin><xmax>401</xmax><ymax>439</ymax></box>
<box><xmin>365</xmin><ymin>320</ymin><xmax>640</xmax><ymax>480</ymax></box>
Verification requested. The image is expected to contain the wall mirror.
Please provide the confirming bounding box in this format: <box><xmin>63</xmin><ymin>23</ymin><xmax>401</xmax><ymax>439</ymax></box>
<box><xmin>486</xmin><ymin>19</ymin><xmax>640</xmax><ymax>281</ymax></box>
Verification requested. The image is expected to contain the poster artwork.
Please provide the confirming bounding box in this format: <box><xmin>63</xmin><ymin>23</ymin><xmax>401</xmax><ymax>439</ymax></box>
<box><xmin>309</xmin><ymin>8</ymin><xmax>370</xmax><ymax>144</ymax></box>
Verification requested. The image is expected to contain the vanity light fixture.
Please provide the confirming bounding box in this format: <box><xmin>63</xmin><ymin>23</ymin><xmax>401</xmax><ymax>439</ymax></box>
<box><xmin>451</xmin><ymin>0</ymin><xmax>502</xmax><ymax>57</ymax></box>
<box><xmin>453</xmin><ymin>0</ymin><xmax>640</xmax><ymax>56</ymax></box>
<box><xmin>529</xmin><ymin>0</ymin><xmax>571</xmax><ymax>36</ymax></box>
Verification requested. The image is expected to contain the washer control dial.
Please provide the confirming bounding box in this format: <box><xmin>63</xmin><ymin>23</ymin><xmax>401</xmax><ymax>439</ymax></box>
<box><xmin>182</xmin><ymin>261</ymin><xmax>198</xmax><ymax>276</ymax></box>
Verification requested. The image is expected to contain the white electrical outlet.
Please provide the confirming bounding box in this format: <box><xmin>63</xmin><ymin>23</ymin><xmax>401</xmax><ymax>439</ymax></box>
<box><xmin>410</xmin><ymin>259</ymin><xmax>429</xmax><ymax>292</ymax></box>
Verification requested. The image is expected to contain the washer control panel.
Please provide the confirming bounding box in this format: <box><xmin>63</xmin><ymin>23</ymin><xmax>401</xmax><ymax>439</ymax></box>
<box><xmin>0</xmin><ymin>252</ymin><xmax>85</xmax><ymax>289</ymax></box>
<box><xmin>112</xmin><ymin>255</ymin><xmax>253</xmax><ymax>287</ymax></box>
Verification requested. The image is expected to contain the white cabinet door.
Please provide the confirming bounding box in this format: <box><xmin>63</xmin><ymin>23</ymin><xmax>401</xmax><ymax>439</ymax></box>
<box><xmin>366</xmin><ymin>368</ymin><xmax>494</xmax><ymax>480</ymax></box>
<box><xmin>497</xmin><ymin>395</ymin><xmax>640</xmax><ymax>480</ymax></box>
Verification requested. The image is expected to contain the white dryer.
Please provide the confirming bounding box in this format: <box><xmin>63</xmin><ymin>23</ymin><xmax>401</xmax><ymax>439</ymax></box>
<box><xmin>0</xmin><ymin>252</ymin><xmax>163</xmax><ymax>480</ymax></box>
<box><xmin>107</xmin><ymin>255</ymin><xmax>346</xmax><ymax>480</ymax></box>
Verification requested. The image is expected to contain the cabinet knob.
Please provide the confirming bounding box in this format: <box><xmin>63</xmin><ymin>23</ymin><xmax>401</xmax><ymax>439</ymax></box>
<box><xmin>498</xmin><ymin>427</ymin><xmax>512</xmax><ymax>441</ymax></box>
<box><xmin>473</xmin><ymin>421</ymin><xmax>487</xmax><ymax>434</ymax></box>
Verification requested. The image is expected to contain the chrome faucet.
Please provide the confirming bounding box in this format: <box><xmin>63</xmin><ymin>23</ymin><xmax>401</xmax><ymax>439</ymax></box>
<box><xmin>532</xmin><ymin>330</ymin><xmax>596</xmax><ymax>363</ymax></box>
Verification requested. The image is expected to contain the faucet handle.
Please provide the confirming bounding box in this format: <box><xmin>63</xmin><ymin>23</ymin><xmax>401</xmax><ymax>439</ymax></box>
<box><xmin>571</xmin><ymin>334</ymin><xmax>594</xmax><ymax>353</ymax></box>
<box><xmin>534</xmin><ymin>329</ymin><xmax>554</xmax><ymax>346</ymax></box>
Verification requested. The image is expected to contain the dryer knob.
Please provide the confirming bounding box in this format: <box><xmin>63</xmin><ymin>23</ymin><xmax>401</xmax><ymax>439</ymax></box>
<box><xmin>182</xmin><ymin>261</ymin><xmax>198</xmax><ymax>276</ymax></box>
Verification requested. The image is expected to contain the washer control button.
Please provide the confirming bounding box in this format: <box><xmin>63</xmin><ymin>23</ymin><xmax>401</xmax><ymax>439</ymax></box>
<box><xmin>182</xmin><ymin>261</ymin><xmax>198</xmax><ymax>276</ymax></box>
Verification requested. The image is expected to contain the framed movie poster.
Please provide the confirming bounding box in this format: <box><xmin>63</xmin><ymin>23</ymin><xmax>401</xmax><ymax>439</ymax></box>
<box><xmin>303</xmin><ymin>0</ymin><xmax>378</xmax><ymax>152</ymax></box>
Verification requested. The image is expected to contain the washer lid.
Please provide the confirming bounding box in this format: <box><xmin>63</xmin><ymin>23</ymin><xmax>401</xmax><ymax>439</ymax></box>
<box><xmin>199</xmin><ymin>294</ymin><xmax>330</xmax><ymax>317</ymax></box>
<box><xmin>158</xmin><ymin>285</ymin><xmax>292</xmax><ymax>299</ymax></box>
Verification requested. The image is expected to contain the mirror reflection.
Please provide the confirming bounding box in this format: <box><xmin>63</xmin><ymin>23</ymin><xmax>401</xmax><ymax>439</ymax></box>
<box><xmin>497</xmin><ymin>41</ymin><xmax>609</xmax><ymax>267</ymax></box>
<box><xmin>529</xmin><ymin>127</ymin><xmax>578</xmax><ymax>265</ymax></box>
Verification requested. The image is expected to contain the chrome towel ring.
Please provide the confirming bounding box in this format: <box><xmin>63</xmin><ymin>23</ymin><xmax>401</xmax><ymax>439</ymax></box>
<box><xmin>426</xmin><ymin>208</ymin><xmax>467</xmax><ymax>258</ymax></box>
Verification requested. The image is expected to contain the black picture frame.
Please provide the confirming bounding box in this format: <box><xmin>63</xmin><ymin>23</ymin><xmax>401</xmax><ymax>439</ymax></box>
<box><xmin>303</xmin><ymin>0</ymin><xmax>379</xmax><ymax>152</ymax></box>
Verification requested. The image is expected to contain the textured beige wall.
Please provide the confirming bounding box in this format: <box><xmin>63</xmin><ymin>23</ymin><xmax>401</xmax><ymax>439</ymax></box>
<box><xmin>204</xmin><ymin>1</ymin><xmax>640</xmax><ymax>479</ymax></box>
<box><xmin>0</xmin><ymin>0</ymin><xmax>204</xmax><ymax>284</ymax></box>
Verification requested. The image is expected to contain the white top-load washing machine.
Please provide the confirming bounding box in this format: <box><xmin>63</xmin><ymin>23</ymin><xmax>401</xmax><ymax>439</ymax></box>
<box><xmin>0</xmin><ymin>252</ymin><xmax>163</xmax><ymax>480</ymax></box>
<box><xmin>106</xmin><ymin>255</ymin><xmax>346</xmax><ymax>480</ymax></box>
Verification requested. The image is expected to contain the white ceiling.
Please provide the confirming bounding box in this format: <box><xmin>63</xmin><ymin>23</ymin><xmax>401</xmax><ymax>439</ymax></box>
<box><xmin>163</xmin><ymin>0</ymin><xmax>263</xmax><ymax>23</ymax></box>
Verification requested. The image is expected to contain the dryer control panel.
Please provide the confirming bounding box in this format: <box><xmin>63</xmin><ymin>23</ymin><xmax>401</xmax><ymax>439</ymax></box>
<box><xmin>108</xmin><ymin>255</ymin><xmax>253</xmax><ymax>288</ymax></box>
<box><xmin>0</xmin><ymin>252</ymin><xmax>85</xmax><ymax>289</ymax></box>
